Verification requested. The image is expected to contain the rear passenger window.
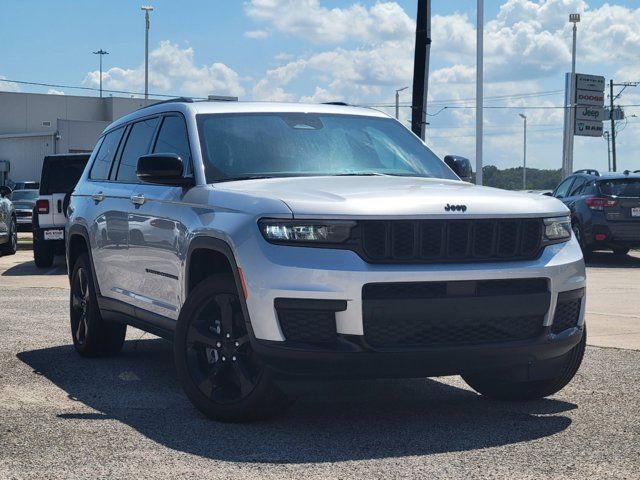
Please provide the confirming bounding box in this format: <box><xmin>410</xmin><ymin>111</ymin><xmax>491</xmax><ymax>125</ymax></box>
<box><xmin>116</xmin><ymin>117</ymin><xmax>159</xmax><ymax>183</ymax></box>
<box><xmin>90</xmin><ymin>128</ymin><xmax>123</xmax><ymax>180</ymax></box>
<box><xmin>154</xmin><ymin>116</ymin><xmax>192</xmax><ymax>174</ymax></box>
<box><xmin>569</xmin><ymin>179</ymin><xmax>587</xmax><ymax>196</ymax></box>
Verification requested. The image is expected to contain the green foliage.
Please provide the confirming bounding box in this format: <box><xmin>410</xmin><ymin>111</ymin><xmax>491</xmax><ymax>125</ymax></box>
<box><xmin>475</xmin><ymin>165</ymin><xmax>561</xmax><ymax>191</ymax></box>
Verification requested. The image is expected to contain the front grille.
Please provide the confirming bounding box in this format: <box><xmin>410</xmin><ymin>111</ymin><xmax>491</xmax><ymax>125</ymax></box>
<box><xmin>362</xmin><ymin>279</ymin><xmax>549</xmax><ymax>348</ymax></box>
<box><xmin>357</xmin><ymin>218</ymin><xmax>543</xmax><ymax>264</ymax></box>
<box><xmin>364</xmin><ymin>314</ymin><xmax>544</xmax><ymax>348</ymax></box>
<box><xmin>552</xmin><ymin>290</ymin><xmax>583</xmax><ymax>334</ymax></box>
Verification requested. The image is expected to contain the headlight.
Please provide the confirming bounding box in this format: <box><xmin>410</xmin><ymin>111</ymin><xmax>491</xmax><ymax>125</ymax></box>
<box><xmin>543</xmin><ymin>216</ymin><xmax>571</xmax><ymax>242</ymax></box>
<box><xmin>259</xmin><ymin>219</ymin><xmax>355</xmax><ymax>244</ymax></box>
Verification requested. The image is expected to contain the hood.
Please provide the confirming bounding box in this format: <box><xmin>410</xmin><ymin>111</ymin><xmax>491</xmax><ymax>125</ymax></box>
<box><xmin>214</xmin><ymin>176</ymin><xmax>568</xmax><ymax>218</ymax></box>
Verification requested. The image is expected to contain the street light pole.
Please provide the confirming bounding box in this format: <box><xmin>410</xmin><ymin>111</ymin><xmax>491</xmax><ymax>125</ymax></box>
<box><xmin>92</xmin><ymin>49</ymin><xmax>109</xmax><ymax>98</ymax></box>
<box><xmin>475</xmin><ymin>0</ymin><xmax>484</xmax><ymax>185</ymax></box>
<box><xmin>141</xmin><ymin>5</ymin><xmax>154</xmax><ymax>100</ymax></box>
<box><xmin>519</xmin><ymin>114</ymin><xmax>527</xmax><ymax>190</ymax></box>
<box><xmin>563</xmin><ymin>13</ymin><xmax>580</xmax><ymax>178</ymax></box>
<box><xmin>395</xmin><ymin>86</ymin><xmax>408</xmax><ymax>120</ymax></box>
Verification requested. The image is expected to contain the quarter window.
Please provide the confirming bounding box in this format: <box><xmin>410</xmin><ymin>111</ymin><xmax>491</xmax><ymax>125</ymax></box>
<box><xmin>116</xmin><ymin>117</ymin><xmax>160</xmax><ymax>183</ymax></box>
<box><xmin>153</xmin><ymin>116</ymin><xmax>192</xmax><ymax>175</ymax></box>
<box><xmin>90</xmin><ymin>128</ymin><xmax>123</xmax><ymax>180</ymax></box>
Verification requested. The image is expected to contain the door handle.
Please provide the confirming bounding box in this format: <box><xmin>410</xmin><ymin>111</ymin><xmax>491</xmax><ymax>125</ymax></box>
<box><xmin>92</xmin><ymin>192</ymin><xmax>104</xmax><ymax>203</ymax></box>
<box><xmin>130</xmin><ymin>194</ymin><xmax>145</xmax><ymax>206</ymax></box>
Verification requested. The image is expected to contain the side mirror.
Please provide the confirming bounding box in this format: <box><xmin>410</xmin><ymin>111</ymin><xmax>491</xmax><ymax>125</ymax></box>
<box><xmin>0</xmin><ymin>186</ymin><xmax>12</xmax><ymax>198</ymax></box>
<box><xmin>444</xmin><ymin>155</ymin><xmax>473</xmax><ymax>182</ymax></box>
<box><xmin>136</xmin><ymin>154</ymin><xmax>193</xmax><ymax>186</ymax></box>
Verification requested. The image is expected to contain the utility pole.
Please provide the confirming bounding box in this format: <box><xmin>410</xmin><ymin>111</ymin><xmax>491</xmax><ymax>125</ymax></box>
<box><xmin>609</xmin><ymin>80</ymin><xmax>638</xmax><ymax>172</ymax></box>
<box><xmin>92</xmin><ymin>49</ymin><xmax>109</xmax><ymax>98</ymax></box>
<box><xmin>475</xmin><ymin>0</ymin><xmax>484</xmax><ymax>185</ymax></box>
<box><xmin>603</xmin><ymin>131</ymin><xmax>611</xmax><ymax>171</ymax></box>
<box><xmin>141</xmin><ymin>5</ymin><xmax>154</xmax><ymax>100</ymax></box>
<box><xmin>609</xmin><ymin>79</ymin><xmax>617</xmax><ymax>172</ymax></box>
<box><xmin>519</xmin><ymin>114</ymin><xmax>527</xmax><ymax>190</ymax></box>
<box><xmin>411</xmin><ymin>0</ymin><xmax>431</xmax><ymax>140</ymax></box>
<box><xmin>395</xmin><ymin>86</ymin><xmax>408</xmax><ymax>120</ymax></box>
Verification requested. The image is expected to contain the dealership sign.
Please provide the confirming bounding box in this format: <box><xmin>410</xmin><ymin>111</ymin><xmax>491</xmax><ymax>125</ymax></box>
<box><xmin>573</xmin><ymin>73</ymin><xmax>605</xmax><ymax>137</ymax></box>
<box><xmin>575</xmin><ymin>120</ymin><xmax>604</xmax><ymax>137</ymax></box>
<box><xmin>576</xmin><ymin>105</ymin><xmax>606</xmax><ymax>122</ymax></box>
<box><xmin>575</xmin><ymin>89</ymin><xmax>605</xmax><ymax>106</ymax></box>
<box><xmin>576</xmin><ymin>74</ymin><xmax>605</xmax><ymax>92</ymax></box>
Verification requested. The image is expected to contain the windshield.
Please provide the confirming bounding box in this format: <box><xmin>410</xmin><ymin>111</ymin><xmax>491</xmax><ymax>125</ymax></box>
<box><xmin>197</xmin><ymin>113</ymin><xmax>457</xmax><ymax>182</ymax></box>
<box><xmin>598</xmin><ymin>179</ymin><xmax>640</xmax><ymax>198</ymax></box>
<box><xmin>11</xmin><ymin>190</ymin><xmax>38</xmax><ymax>201</ymax></box>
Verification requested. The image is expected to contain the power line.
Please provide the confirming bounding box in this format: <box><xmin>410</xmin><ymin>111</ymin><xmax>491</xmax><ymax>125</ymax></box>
<box><xmin>0</xmin><ymin>78</ymin><xmax>206</xmax><ymax>100</ymax></box>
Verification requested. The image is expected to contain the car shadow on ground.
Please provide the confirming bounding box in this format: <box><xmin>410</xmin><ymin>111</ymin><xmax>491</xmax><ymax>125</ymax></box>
<box><xmin>1</xmin><ymin>257</ymin><xmax>67</xmax><ymax>276</ymax></box>
<box><xmin>17</xmin><ymin>338</ymin><xmax>576</xmax><ymax>463</ymax></box>
<box><xmin>585</xmin><ymin>250</ymin><xmax>640</xmax><ymax>269</ymax></box>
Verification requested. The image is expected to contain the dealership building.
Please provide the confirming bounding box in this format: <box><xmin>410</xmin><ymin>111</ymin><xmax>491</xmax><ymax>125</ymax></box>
<box><xmin>0</xmin><ymin>91</ymin><xmax>156</xmax><ymax>184</ymax></box>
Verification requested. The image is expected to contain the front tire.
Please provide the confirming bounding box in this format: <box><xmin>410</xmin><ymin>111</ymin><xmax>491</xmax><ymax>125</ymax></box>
<box><xmin>0</xmin><ymin>216</ymin><xmax>17</xmax><ymax>255</ymax></box>
<box><xmin>70</xmin><ymin>253</ymin><xmax>126</xmax><ymax>356</ymax></box>
<box><xmin>463</xmin><ymin>328</ymin><xmax>586</xmax><ymax>401</ymax></box>
<box><xmin>174</xmin><ymin>274</ymin><xmax>290</xmax><ymax>422</ymax></box>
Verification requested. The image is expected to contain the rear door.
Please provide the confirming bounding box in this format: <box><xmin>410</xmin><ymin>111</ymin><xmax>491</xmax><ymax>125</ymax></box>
<box><xmin>106</xmin><ymin>116</ymin><xmax>162</xmax><ymax>308</ymax></box>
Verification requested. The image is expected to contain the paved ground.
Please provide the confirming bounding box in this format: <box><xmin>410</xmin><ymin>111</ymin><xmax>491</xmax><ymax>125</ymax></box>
<box><xmin>1</xmin><ymin>248</ymin><xmax>639</xmax><ymax>479</ymax></box>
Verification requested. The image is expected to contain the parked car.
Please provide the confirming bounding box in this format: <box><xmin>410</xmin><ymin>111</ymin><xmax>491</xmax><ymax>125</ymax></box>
<box><xmin>10</xmin><ymin>180</ymin><xmax>40</xmax><ymax>191</ymax></box>
<box><xmin>67</xmin><ymin>99</ymin><xmax>586</xmax><ymax>421</ymax></box>
<box><xmin>0</xmin><ymin>185</ymin><xmax>17</xmax><ymax>256</ymax></box>
<box><xmin>10</xmin><ymin>188</ymin><xmax>38</xmax><ymax>231</ymax></box>
<box><xmin>33</xmin><ymin>154</ymin><xmax>90</xmax><ymax>267</ymax></box>
<box><xmin>549</xmin><ymin>169</ymin><xmax>640</xmax><ymax>257</ymax></box>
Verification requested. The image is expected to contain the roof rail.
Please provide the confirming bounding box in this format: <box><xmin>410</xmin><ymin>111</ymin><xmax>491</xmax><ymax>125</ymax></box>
<box><xmin>573</xmin><ymin>169</ymin><xmax>600</xmax><ymax>176</ymax></box>
<box><xmin>136</xmin><ymin>97</ymin><xmax>193</xmax><ymax>111</ymax></box>
<box><xmin>322</xmin><ymin>101</ymin><xmax>350</xmax><ymax>106</ymax></box>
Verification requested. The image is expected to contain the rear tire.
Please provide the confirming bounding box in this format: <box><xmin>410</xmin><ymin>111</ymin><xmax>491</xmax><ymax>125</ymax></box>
<box><xmin>33</xmin><ymin>238</ymin><xmax>54</xmax><ymax>268</ymax></box>
<box><xmin>462</xmin><ymin>328</ymin><xmax>586</xmax><ymax>401</ymax></box>
<box><xmin>572</xmin><ymin>222</ymin><xmax>591</xmax><ymax>260</ymax></box>
<box><xmin>0</xmin><ymin>216</ymin><xmax>17</xmax><ymax>256</ymax></box>
<box><xmin>612</xmin><ymin>247</ymin><xmax>630</xmax><ymax>256</ymax></box>
<box><xmin>70</xmin><ymin>253</ymin><xmax>126</xmax><ymax>357</ymax></box>
<box><xmin>174</xmin><ymin>274</ymin><xmax>291</xmax><ymax>422</ymax></box>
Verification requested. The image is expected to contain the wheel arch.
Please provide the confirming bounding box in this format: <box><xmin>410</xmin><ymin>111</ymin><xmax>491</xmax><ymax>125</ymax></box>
<box><xmin>186</xmin><ymin>236</ymin><xmax>244</xmax><ymax>297</ymax></box>
<box><xmin>67</xmin><ymin>224</ymin><xmax>100</xmax><ymax>293</ymax></box>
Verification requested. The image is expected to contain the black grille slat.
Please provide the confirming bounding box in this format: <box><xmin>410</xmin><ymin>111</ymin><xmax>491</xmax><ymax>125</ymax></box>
<box><xmin>359</xmin><ymin>218</ymin><xmax>543</xmax><ymax>264</ymax></box>
<box><xmin>277</xmin><ymin>310</ymin><xmax>336</xmax><ymax>343</ymax></box>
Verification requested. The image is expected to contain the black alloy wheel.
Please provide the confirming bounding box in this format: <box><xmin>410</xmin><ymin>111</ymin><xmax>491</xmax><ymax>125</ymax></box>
<box><xmin>174</xmin><ymin>274</ymin><xmax>290</xmax><ymax>421</ymax></box>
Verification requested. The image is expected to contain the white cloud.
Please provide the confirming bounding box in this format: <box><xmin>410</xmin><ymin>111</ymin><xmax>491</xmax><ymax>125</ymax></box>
<box><xmin>83</xmin><ymin>41</ymin><xmax>244</xmax><ymax>98</ymax></box>
<box><xmin>244</xmin><ymin>30</ymin><xmax>269</xmax><ymax>39</ymax></box>
<box><xmin>0</xmin><ymin>75</ymin><xmax>20</xmax><ymax>92</ymax></box>
<box><xmin>245</xmin><ymin>0</ymin><xmax>413</xmax><ymax>44</ymax></box>
<box><xmin>47</xmin><ymin>89</ymin><xmax>65</xmax><ymax>95</ymax></box>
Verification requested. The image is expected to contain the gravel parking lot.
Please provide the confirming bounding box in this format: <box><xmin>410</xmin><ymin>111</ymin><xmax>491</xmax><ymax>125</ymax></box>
<box><xmin>1</xmin><ymin>249</ymin><xmax>639</xmax><ymax>479</ymax></box>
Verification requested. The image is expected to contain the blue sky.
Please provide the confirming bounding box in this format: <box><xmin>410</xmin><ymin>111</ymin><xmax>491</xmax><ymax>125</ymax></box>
<box><xmin>1</xmin><ymin>0</ymin><xmax>639</xmax><ymax>173</ymax></box>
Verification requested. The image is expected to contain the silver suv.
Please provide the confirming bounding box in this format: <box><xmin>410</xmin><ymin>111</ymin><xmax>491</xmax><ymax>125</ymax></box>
<box><xmin>67</xmin><ymin>99</ymin><xmax>586</xmax><ymax>421</ymax></box>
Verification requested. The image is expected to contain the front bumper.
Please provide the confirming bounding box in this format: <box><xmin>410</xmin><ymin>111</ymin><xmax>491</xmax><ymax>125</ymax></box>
<box><xmin>254</xmin><ymin>327</ymin><xmax>584</xmax><ymax>380</ymax></box>
<box><xmin>236</xmin><ymin>233</ymin><xmax>586</xmax><ymax>378</ymax></box>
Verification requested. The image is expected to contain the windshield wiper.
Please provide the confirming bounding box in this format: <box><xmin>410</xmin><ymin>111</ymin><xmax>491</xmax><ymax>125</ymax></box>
<box><xmin>332</xmin><ymin>172</ymin><xmax>390</xmax><ymax>177</ymax></box>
